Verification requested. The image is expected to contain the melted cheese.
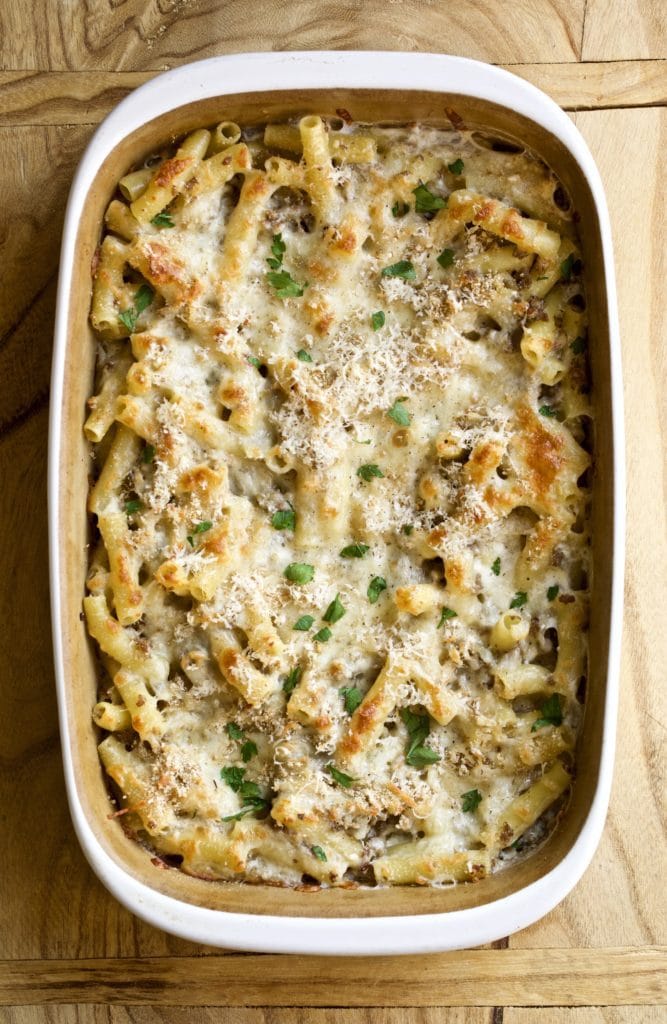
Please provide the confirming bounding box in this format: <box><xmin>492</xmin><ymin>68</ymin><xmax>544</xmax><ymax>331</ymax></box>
<box><xmin>86</xmin><ymin>119</ymin><xmax>591</xmax><ymax>888</ymax></box>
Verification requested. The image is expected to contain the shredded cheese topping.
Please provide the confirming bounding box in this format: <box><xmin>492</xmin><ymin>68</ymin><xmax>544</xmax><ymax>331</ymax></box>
<box><xmin>85</xmin><ymin>117</ymin><xmax>591</xmax><ymax>888</ymax></box>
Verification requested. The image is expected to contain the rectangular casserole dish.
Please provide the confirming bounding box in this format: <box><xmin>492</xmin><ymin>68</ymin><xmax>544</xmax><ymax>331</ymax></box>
<box><xmin>49</xmin><ymin>51</ymin><xmax>624</xmax><ymax>955</ymax></box>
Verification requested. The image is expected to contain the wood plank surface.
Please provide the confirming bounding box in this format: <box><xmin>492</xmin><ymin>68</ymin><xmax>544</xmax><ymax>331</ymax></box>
<box><xmin>1</xmin><ymin>949</ymin><xmax>665</xmax><ymax>1007</ymax></box>
<box><xmin>0</xmin><ymin>0</ymin><xmax>666</xmax><ymax>1016</ymax></box>
<box><xmin>583</xmin><ymin>0</ymin><xmax>667</xmax><ymax>61</ymax></box>
<box><xmin>0</xmin><ymin>60</ymin><xmax>665</xmax><ymax>130</ymax></box>
<box><xmin>0</xmin><ymin>1</ymin><xmax>585</xmax><ymax>70</ymax></box>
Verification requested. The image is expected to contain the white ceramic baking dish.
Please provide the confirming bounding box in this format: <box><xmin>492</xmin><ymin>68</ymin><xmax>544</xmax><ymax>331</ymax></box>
<box><xmin>49</xmin><ymin>51</ymin><xmax>624</xmax><ymax>955</ymax></box>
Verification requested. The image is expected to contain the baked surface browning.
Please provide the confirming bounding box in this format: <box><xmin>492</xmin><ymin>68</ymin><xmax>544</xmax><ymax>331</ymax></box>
<box><xmin>84</xmin><ymin>116</ymin><xmax>591</xmax><ymax>887</ymax></box>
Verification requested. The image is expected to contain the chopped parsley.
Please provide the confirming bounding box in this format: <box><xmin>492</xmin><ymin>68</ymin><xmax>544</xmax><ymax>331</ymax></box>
<box><xmin>357</xmin><ymin>463</ymin><xmax>385</xmax><ymax>482</ymax></box>
<box><xmin>323</xmin><ymin>593</ymin><xmax>346</xmax><ymax>624</ymax></box>
<box><xmin>437</xmin><ymin>248</ymin><xmax>455</xmax><ymax>268</ymax></box>
<box><xmin>226</xmin><ymin>722</ymin><xmax>244</xmax><ymax>741</ymax></box>
<box><xmin>547</xmin><ymin>584</ymin><xmax>560</xmax><ymax>601</ymax></box>
<box><xmin>247</xmin><ymin>355</ymin><xmax>261</xmax><ymax>369</ymax></box>
<box><xmin>220</xmin><ymin>765</ymin><xmax>246</xmax><ymax>792</ymax></box>
<box><xmin>402</xmin><ymin>524</ymin><xmax>414</xmax><ymax>536</ymax></box>
<box><xmin>367</xmin><ymin>576</ymin><xmax>387</xmax><ymax>604</ymax></box>
<box><xmin>391</xmin><ymin>199</ymin><xmax>410</xmax><ymax>218</ymax></box>
<box><xmin>401</xmin><ymin>707</ymin><xmax>441</xmax><ymax>768</ymax></box>
<box><xmin>412</xmin><ymin>181</ymin><xmax>447</xmax><ymax>214</ymax></box>
<box><xmin>560</xmin><ymin>253</ymin><xmax>576</xmax><ymax>281</ymax></box>
<box><xmin>491</xmin><ymin>557</ymin><xmax>501</xmax><ymax>576</ymax></box>
<box><xmin>284</xmin><ymin>562</ymin><xmax>315</xmax><ymax>583</ymax></box>
<box><xmin>340</xmin><ymin>543</ymin><xmax>370</xmax><ymax>558</ymax></box>
<box><xmin>571</xmin><ymin>335</ymin><xmax>586</xmax><ymax>354</ymax></box>
<box><xmin>387</xmin><ymin>398</ymin><xmax>411</xmax><ymax>426</ymax></box>
<box><xmin>296</xmin><ymin>348</ymin><xmax>313</xmax><ymax>362</ymax></box>
<box><xmin>266</xmin><ymin>232</ymin><xmax>286</xmax><ymax>269</ymax></box>
<box><xmin>381</xmin><ymin>260</ymin><xmax>416</xmax><ymax>280</ymax></box>
<box><xmin>187</xmin><ymin>520</ymin><xmax>212</xmax><ymax>546</ymax></box>
<box><xmin>340</xmin><ymin>686</ymin><xmax>363</xmax><ymax>714</ymax></box>
<box><xmin>371</xmin><ymin>310</ymin><xmax>386</xmax><ymax>331</ymax></box>
<box><xmin>267</xmin><ymin>269</ymin><xmax>306</xmax><ymax>298</ymax></box>
<box><xmin>271</xmin><ymin>507</ymin><xmax>296</xmax><ymax>531</ymax></box>
<box><xmin>241</xmin><ymin>740</ymin><xmax>258</xmax><ymax>763</ymax></box>
<box><xmin>448</xmin><ymin>158</ymin><xmax>464</xmax><ymax>175</ymax></box>
<box><xmin>531</xmin><ymin>692</ymin><xmax>563</xmax><ymax>731</ymax></box>
<box><xmin>437</xmin><ymin>606</ymin><xmax>457</xmax><ymax>627</ymax></box>
<box><xmin>119</xmin><ymin>284</ymin><xmax>154</xmax><ymax>334</ymax></box>
<box><xmin>124</xmin><ymin>499</ymin><xmax>142</xmax><ymax>515</ymax></box>
<box><xmin>313</xmin><ymin>626</ymin><xmax>332</xmax><ymax>643</ymax></box>
<box><xmin>293</xmin><ymin>615</ymin><xmax>315</xmax><ymax>631</ymax></box>
<box><xmin>283</xmin><ymin>665</ymin><xmax>302</xmax><ymax>694</ymax></box>
<box><xmin>510</xmin><ymin>591</ymin><xmax>528</xmax><ymax>609</ymax></box>
<box><xmin>539</xmin><ymin>404</ymin><xmax>558</xmax><ymax>418</ymax></box>
<box><xmin>220</xmin><ymin>773</ymin><xmax>270</xmax><ymax>820</ymax></box>
<box><xmin>311</xmin><ymin>845</ymin><xmax>327</xmax><ymax>862</ymax></box>
<box><xmin>142</xmin><ymin>444</ymin><xmax>156</xmax><ymax>464</ymax></box>
<box><xmin>151</xmin><ymin>211</ymin><xmax>175</xmax><ymax>228</ymax></box>
<box><xmin>461</xmin><ymin>788</ymin><xmax>482</xmax><ymax>812</ymax></box>
<box><xmin>327</xmin><ymin>764</ymin><xmax>355</xmax><ymax>788</ymax></box>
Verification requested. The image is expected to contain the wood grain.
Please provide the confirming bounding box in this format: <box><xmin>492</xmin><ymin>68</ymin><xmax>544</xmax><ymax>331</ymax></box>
<box><xmin>0</xmin><ymin>61</ymin><xmax>665</xmax><ymax>130</ymax></box>
<box><xmin>1</xmin><ymin>949</ymin><xmax>665</xmax><ymax>1006</ymax></box>
<box><xmin>506</xmin><ymin>1011</ymin><xmax>667</xmax><ymax>1024</ymax></box>
<box><xmin>583</xmin><ymin>0</ymin><xmax>667</xmax><ymax>60</ymax></box>
<box><xmin>0</xmin><ymin>0</ymin><xmax>586</xmax><ymax>70</ymax></box>
<box><xmin>0</xmin><ymin>1011</ymin><xmax>492</xmax><ymax>1024</ymax></box>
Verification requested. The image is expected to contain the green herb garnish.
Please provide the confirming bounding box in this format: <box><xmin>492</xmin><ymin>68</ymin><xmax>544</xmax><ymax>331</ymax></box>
<box><xmin>367</xmin><ymin>576</ymin><xmax>387</xmax><ymax>604</ymax></box>
<box><xmin>340</xmin><ymin>686</ymin><xmax>363</xmax><ymax>714</ymax></box>
<box><xmin>220</xmin><ymin>765</ymin><xmax>246</xmax><ymax>792</ymax></box>
<box><xmin>437</xmin><ymin>248</ymin><xmax>455</xmax><ymax>268</ymax></box>
<box><xmin>539</xmin><ymin>405</ymin><xmax>558</xmax><ymax>418</ymax></box>
<box><xmin>437</xmin><ymin>607</ymin><xmax>457</xmax><ymax>627</ymax></box>
<box><xmin>391</xmin><ymin>200</ymin><xmax>410</xmax><ymax>218</ymax></box>
<box><xmin>327</xmin><ymin>764</ymin><xmax>355</xmax><ymax>788</ymax></box>
<box><xmin>510</xmin><ymin>591</ymin><xmax>528</xmax><ymax>609</ymax></box>
<box><xmin>151</xmin><ymin>212</ymin><xmax>175</xmax><ymax>228</ymax></box>
<box><xmin>283</xmin><ymin>666</ymin><xmax>302</xmax><ymax>694</ymax></box>
<box><xmin>293</xmin><ymin>615</ymin><xmax>315</xmax><ymax>631</ymax></box>
<box><xmin>371</xmin><ymin>311</ymin><xmax>386</xmax><ymax>331</ymax></box>
<box><xmin>124</xmin><ymin>499</ymin><xmax>142</xmax><ymax>515</ymax></box>
<box><xmin>323</xmin><ymin>593</ymin><xmax>346</xmax><ymax>624</ymax></box>
<box><xmin>547</xmin><ymin>584</ymin><xmax>560</xmax><ymax>601</ymax></box>
<box><xmin>268</xmin><ymin>269</ymin><xmax>306</xmax><ymax>298</ymax></box>
<box><xmin>296</xmin><ymin>348</ymin><xmax>313</xmax><ymax>362</ymax></box>
<box><xmin>142</xmin><ymin>444</ymin><xmax>156</xmax><ymax>464</ymax></box>
<box><xmin>266</xmin><ymin>232</ymin><xmax>287</xmax><ymax>269</ymax></box>
<box><xmin>381</xmin><ymin>260</ymin><xmax>416</xmax><ymax>281</ymax></box>
<box><xmin>311</xmin><ymin>845</ymin><xmax>327</xmax><ymax>862</ymax></box>
<box><xmin>448</xmin><ymin>158</ymin><xmax>464</xmax><ymax>175</ymax></box>
<box><xmin>226</xmin><ymin>722</ymin><xmax>244</xmax><ymax>741</ymax></box>
<box><xmin>357</xmin><ymin>463</ymin><xmax>385</xmax><ymax>482</ymax></box>
<box><xmin>401</xmin><ymin>707</ymin><xmax>441</xmax><ymax>768</ymax></box>
<box><xmin>531</xmin><ymin>693</ymin><xmax>563</xmax><ymax>731</ymax></box>
<box><xmin>284</xmin><ymin>562</ymin><xmax>315</xmax><ymax>584</ymax></box>
<box><xmin>271</xmin><ymin>507</ymin><xmax>296</xmax><ymax>531</ymax></box>
<box><xmin>387</xmin><ymin>398</ymin><xmax>411</xmax><ymax>426</ymax></box>
<box><xmin>247</xmin><ymin>355</ymin><xmax>261</xmax><ymax>369</ymax></box>
<box><xmin>412</xmin><ymin>181</ymin><xmax>446</xmax><ymax>214</ymax></box>
<box><xmin>402</xmin><ymin>524</ymin><xmax>414</xmax><ymax>536</ymax></box>
<box><xmin>560</xmin><ymin>253</ymin><xmax>576</xmax><ymax>281</ymax></box>
<box><xmin>491</xmin><ymin>557</ymin><xmax>501</xmax><ymax>576</ymax></box>
<box><xmin>340</xmin><ymin>543</ymin><xmax>370</xmax><ymax>558</ymax></box>
<box><xmin>241</xmin><ymin>740</ymin><xmax>258</xmax><ymax>763</ymax></box>
<box><xmin>119</xmin><ymin>284</ymin><xmax>154</xmax><ymax>334</ymax></box>
<box><xmin>313</xmin><ymin>626</ymin><xmax>332</xmax><ymax>643</ymax></box>
<box><xmin>187</xmin><ymin>520</ymin><xmax>212</xmax><ymax>546</ymax></box>
<box><xmin>461</xmin><ymin>788</ymin><xmax>482</xmax><ymax>812</ymax></box>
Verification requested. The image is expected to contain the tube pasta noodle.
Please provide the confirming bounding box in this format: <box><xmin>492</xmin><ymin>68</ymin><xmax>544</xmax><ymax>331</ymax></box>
<box><xmin>84</xmin><ymin>116</ymin><xmax>591</xmax><ymax>888</ymax></box>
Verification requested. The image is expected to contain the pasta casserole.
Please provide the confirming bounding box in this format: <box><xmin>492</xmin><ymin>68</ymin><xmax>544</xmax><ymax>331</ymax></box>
<box><xmin>83</xmin><ymin>114</ymin><xmax>592</xmax><ymax>887</ymax></box>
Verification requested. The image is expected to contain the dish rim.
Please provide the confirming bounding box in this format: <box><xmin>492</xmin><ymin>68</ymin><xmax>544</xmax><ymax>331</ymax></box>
<box><xmin>48</xmin><ymin>49</ymin><xmax>625</xmax><ymax>955</ymax></box>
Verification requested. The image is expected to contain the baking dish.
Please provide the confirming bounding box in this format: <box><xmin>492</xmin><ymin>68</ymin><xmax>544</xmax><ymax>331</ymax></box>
<box><xmin>49</xmin><ymin>51</ymin><xmax>624</xmax><ymax>955</ymax></box>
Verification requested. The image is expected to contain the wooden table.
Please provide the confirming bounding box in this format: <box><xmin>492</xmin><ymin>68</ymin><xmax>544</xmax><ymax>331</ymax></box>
<box><xmin>1</xmin><ymin>2</ymin><xmax>665</xmax><ymax>1019</ymax></box>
